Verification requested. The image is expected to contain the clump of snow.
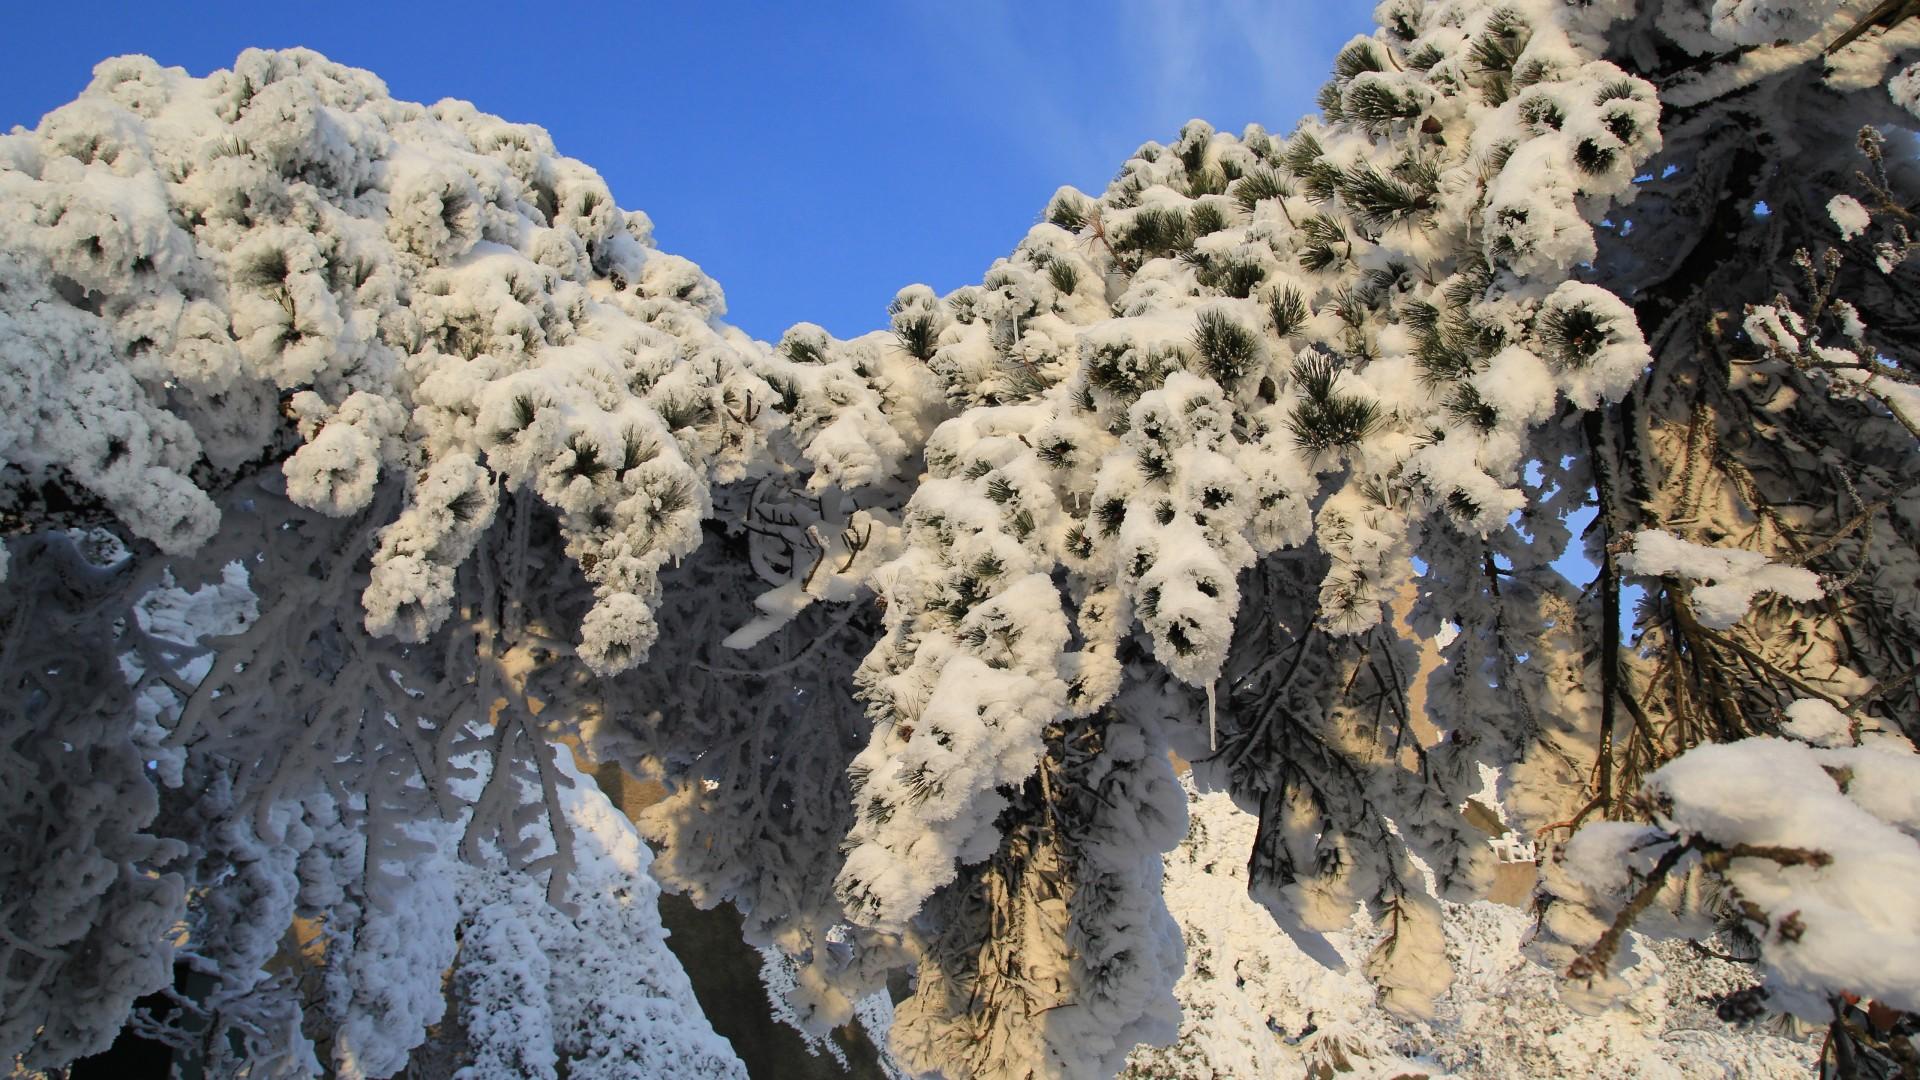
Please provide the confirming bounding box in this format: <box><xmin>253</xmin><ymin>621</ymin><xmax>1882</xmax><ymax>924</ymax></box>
<box><xmin>1892</xmin><ymin>62</ymin><xmax>1920</xmax><ymax>119</ymax></box>
<box><xmin>1834</xmin><ymin>364</ymin><xmax>1920</xmax><ymax>432</ymax></box>
<box><xmin>1620</xmin><ymin>529</ymin><xmax>1823</xmax><ymax>629</ymax></box>
<box><xmin>1781</xmin><ymin>697</ymin><xmax>1853</xmax><ymax>747</ymax></box>
<box><xmin>451</xmin><ymin>751</ymin><xmax>749</xmax><ymax>1080</ymax></box>
<box><xmin>325</xmin><ymin>748</ymin><xmax>749</xmax><ymax>1080</ymax></box>
<box><xmin>758</xmin><ymin>947</ymin><xmax>910</xmax><ymax>1079</ymax></box>
<box><xmin>1710</xmin><ymin>0</ymin><xmax>1843</xmax><ymax>46</ymax></box>
<box><xmin>1827</xmin><ymin>194</ymin><xmax>1871</xmax><ymax>240</ymax></box>
<box><xmin>1539</xmin><ymin>282</ymin><xmax>1655</xmax><ymax>409</ymax></box>
<box><xmin>1551</xmin><ymin>738</ymin><xmax>1920</xmax><ymax>1024</ymax></box>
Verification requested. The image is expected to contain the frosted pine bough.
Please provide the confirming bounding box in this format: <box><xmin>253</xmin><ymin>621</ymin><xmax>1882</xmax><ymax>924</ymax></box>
<box><xmin>1124</xmin><ymin>782</ymin><xmax>1822</xmax><ymax>1079</ymax></box>
<box><xmin>4</xmin><ymin>0</ymin><xmax>1920</xmax><ymax>1075</ymax></box>
<box><xmin>0</xmin><ymin>47</ymin><xmax>804</xmax><ymax>676</ymax></box>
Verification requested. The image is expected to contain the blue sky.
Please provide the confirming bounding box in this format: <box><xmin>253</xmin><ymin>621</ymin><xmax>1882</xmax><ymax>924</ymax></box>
<box><xmin>2</xmin><ymin>2</ymin><xmax>1377</xmax><ymax>341</ymax></box>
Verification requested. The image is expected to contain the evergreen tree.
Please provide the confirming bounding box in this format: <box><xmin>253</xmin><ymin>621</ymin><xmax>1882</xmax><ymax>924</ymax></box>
<box><xmin>3</xmin><ymin>0</ymin><xmax>1920</xmax><ymax>1073</ymax></box>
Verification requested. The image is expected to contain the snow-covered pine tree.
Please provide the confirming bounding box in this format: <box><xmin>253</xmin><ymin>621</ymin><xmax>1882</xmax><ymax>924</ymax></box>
<box><xmin>783</xmin><ymin>0</ymin><xmax>1920</xmax><ymax>1067</ymax></box>
<box><xmin>3</xmin><ymin>0</ymin><xmax>1920</xmax><ymax>1074</ymax></box>
<box><xmin>0</xmin><ymin>51</ymin><xmax>785</xmax><ymax>1075</ymax></box>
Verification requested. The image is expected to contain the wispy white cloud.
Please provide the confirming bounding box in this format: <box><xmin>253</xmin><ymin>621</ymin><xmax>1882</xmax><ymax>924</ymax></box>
<box><xmin>900</xmin><ymin>1</ymin><xmax>1112</xmax><ymax>183</ymax></box>
<box><xmin>1125</xmin><ymin>0</ymin><xmax>1359</xmax><ymax>134</ymax></box>
<box><xmin>1134</xmin><ymin>0</ymin><xmax>1210</xmax><ymax>127</ymax></box>
<box><xmin>901</xmin><ymin>0</ymin><xmax>1372</xmax><ymax>189</ymax></box>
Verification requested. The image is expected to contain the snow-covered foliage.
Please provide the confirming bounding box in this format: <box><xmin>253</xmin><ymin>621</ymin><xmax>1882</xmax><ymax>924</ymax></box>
<box><xmin>294</xmin><ymin>745</ymin><xmax>747</xmax><ymax>1080</ymax></box>
<box><xmin>1620</xmin><ymin>529</ymin><xmax>1824</xmax><ymax>630</ymax></box>
<box><xmin>446</xmin><ymin>751</ymin><xmax>747</xmax><ymax>1080</ymax></box>
<box><xmin>582</xmin><ymin>485</ymin><xmax>911</xmax><ymax>1040</ymax></box>
<box><xmin>1</xmin><ymin>498</ymin><xmax>744</xmax><ymax>1078</ymax></box>
<box><xmin>1539</xmin><ymin>737</ymin><xmax>1920</xmax><ymax>1026</ymax></box>
<box><xmin>1124</xmin><ymin>784</ymin><xmax>1818</xmax><ymax>1079</ymax></box>
<box><xmin>813</xmin><ymin>0</ymin><xmax>1679</xmax><ymax>1053</ymax></box>
<box><xmin>885</xmin><ymin>712</ymin><xmax>1186</xmax><ymax>1079</ymax></box>
<box><xmin>759</xmin><ymin>946</ymin><xmax>909</xmax><ymax>1080</ymax></box>
<box><xmin>0</xmin><ymin>532</ymin><xmax>190</xmax><ymax>1073</ymax></box>
<box><xmin>0</xmin><ymin>47</ymin><xmax>790</xmax><ymax>675</ymax></box>
<box><xmin>7</xmin><ymin>0</ymin><xmax>1920</xmax><ymax>1071</ymax></box>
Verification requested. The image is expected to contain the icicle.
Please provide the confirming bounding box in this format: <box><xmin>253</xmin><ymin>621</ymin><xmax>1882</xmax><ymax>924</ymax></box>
<box><xmin>1207</xmin><ymin>681</ymin><xmax>1217</xmax><ymax>753</ymax></box>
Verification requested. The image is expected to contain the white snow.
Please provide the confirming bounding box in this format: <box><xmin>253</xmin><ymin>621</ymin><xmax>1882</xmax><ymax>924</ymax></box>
<box><xmin>1124</xmin><ymin>783</ymin><xmax>1817</xmax><ymax>1079</ymax></box>
<box><xmin>1643</xmin><ymin>739</ymin><xmax>1920</xmax><ymax>1019</ymax></box>
<box><xmin>5</xmin><ymin>0</ymin><xmax>1916</xmax><ymax>1072</ymax></box>
<box><xmin>1621</xmin><ymin>529</ymin><xmax>1823</xmax><ymax>630</ymax></box>
<box><xmin>1782</xmin><ymin>697</ymin><xmax>1853</xmax><ymax>746</ymax></box>
<box><xmin>1827</xmin><ymin>193</ymin><xmax>1871</xmax><ymax>240</ymax></box>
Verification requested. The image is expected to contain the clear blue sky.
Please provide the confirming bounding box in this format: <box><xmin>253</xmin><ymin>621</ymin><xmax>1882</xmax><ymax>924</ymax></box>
<box><xmin>2</xmin><ymin>2</ymin><xmax>1376</xmax><ymax>342</ymax></box>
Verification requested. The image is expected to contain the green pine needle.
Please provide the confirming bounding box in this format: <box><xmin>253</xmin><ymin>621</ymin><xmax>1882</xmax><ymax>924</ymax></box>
<box><xmin>651</xmin><ymin>478</ymin><xmax>694</xmax><ymax>521</ymax></box>
<box><xmin>1193</xmin><ymin>310</ymin><xmax>1261</xmax><ymax>385</ymax></box>
<box><xmin>656</xmin><ymin>395</ymin><xmax>714</xmax><ymax>432</ymax></box>
<box><xmin>563</xmin><ymin>434</ymin><xmax>608</xmax><ymax>482</ymax></box>
<box><xmin>1269</xmin><ymin>286</ymin><xmax>1310</xmax><ymax>338</ymax></box>
<box><xmin>1299</xmin><ymin>214</ymin><xmax>1351</xmax><ymax>272</ymax></box>
<box><xmin>1340</xmin><ymin>164</ymin><xmax>1435</xmax><ymax>231</ymax></box>
<box><xmin>620</xmin><ymin>430</ymin><xmax>656</xmax><ymax>473</ymax></box>
<box><xmin>1187</xmin><ymin>169</ymin><xmax>1228</xmax><ymax>198</ymax></box>
<box><xmin>1129</xmin><ymin>549</ymin><xmax>1155</xmax><ymax>578</ymax></box>
<box><xmin>1335</xmin><ymin>39</ymin><xmax>1388</xmax><ymax>80</ymax></box>
<box><xmin>1445</xmin><ymin>385</ymin><xmax>1501</xmax><ymax>431</ymax></box>
<box><xmin>784</xmin><ymin>336</ymin><xmax>827</xmax><ymax>365</ymax></box>
<box><xmin>1320</xmin><ymin>82</ymin><xmax>1349</xmax><ymax>120</ymax></box>
<box><xmin>1138</xmin><ymin>585</ymin><xmax>1162</xmax><ymax>622</ymax></box>
<box><xmin>1290</xmin><ymin>394</ymin><xmax>1382</xmax><ymax>455</ymax></box>
<box><xmin>1232</xmin><ymin>169</ymin><xmax>1294</xmax><ymax>214</ymax></box>
<box><xmin>1212</xmin><ymin>259</ymin><xmax>1267</xmax><ymax>299</ymax></box>
<box><xmin>1281</xmin><ymin>132</ymin><xmax>1325</xmax><ymax>179</ymax></box>
<box><xmin>1118</xmin><ymin>207</ymin><xmax>1193</xmax><ymax>258</ymax></box>
<box><xmin>1137</xmin><ymin>446</ymin><xmax>1171</xmax><ymax>482</ymax></box>
<box><xmin>895</xmin><ymin>313</ymin><xmax>940</xmax><ymax>361</ymax></box>
<box><xmin>1406</xmin><ymin>43</ymin><xmax>1445</xmax><ymax>70</ymax></box>
<box><xmin>1539</xmin><ymin>302</ymin><xmax>1611</xmax><ymax>369</ymax></box>
<box><xmin>1345</xmin><ymin>79</ymin><xmax>1426</xmax><ymax>135</ymax></box>
<box><xmin>1048</xmin><ymin>192</ymin><xmax>1089</xmax><ymax>231</ymax></box>
<box><xmin>1573</xmin><ymin>137</ymin><xmax>1617</xmax><ymax>174</ymax></box>
<box><xmin>1518</xmin><ymin>92</ymin><xmax>1566</xmax><ymax>132</ymax></box>
<box><xmin>1047</xmin><ymin>260</ymin><xmax>1081</xmax><ymax>297</ymax></box>
<box><xmin>446</xmin><ymin>487</ymin><xmax>485</xmax><ymax>524</ymax></box>
<box><xmin>1288</xmin><ymin>349</ymin><xmax>1380</xmax><ymax>454</ymax></box>
<box><xmin>1601</xmin><ymin>105</ymin><xmax>1640</xmax><ymax>145</ymax></box>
